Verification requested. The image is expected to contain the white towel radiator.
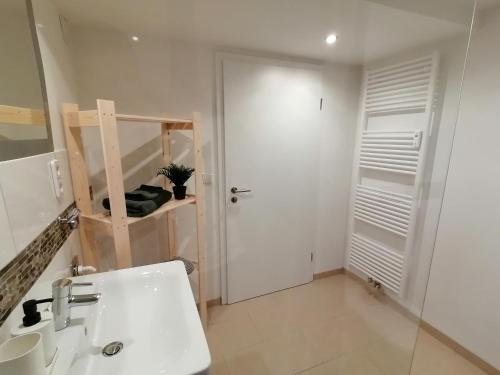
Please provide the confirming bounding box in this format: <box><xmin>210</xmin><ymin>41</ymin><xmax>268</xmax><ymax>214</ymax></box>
<box><xmin>347</xmin><ymin>53</ymin><xmax>439</xmax><ymax>297</ymax></box>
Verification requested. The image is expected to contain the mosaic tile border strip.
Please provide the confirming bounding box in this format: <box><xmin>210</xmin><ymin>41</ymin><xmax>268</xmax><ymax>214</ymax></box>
<box><xmin>0</xmin><ymin>202</ymin><xmax>76</xmax><ymax>326</ymax></box>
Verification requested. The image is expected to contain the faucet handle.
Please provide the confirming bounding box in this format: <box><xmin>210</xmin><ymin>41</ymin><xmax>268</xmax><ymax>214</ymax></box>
<box><xmin>72</xmin><ymin>282</ymin><xmax>93</xmax><ymax>287</ymax></box>
<box><xmin>52</xmin><ymin>279</ymin><xmax>94</xmax><ymax>299</ymax></box>
<box><xmin>52</xmin><ymin>278</ymin><xmax>73</xmax><ymax>299</ymax></box>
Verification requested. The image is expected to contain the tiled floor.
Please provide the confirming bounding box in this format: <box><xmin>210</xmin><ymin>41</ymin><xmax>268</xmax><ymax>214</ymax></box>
<box><xmin>207</xmin><ymin>274</ymin><xmax>486</xmax><ymax>375</ymax></box>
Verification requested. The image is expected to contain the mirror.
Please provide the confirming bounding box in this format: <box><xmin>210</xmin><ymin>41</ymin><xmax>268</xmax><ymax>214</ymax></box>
<box><xmin>0</xmin><ymin>0</ymin><xmax>52</xmax><ymax>161</ymax></box>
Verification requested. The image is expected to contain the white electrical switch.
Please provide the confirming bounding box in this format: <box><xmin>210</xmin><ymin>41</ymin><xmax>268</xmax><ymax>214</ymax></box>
<box><xmin>202</xmin><ymin>173</ymin><xmax>214</xmax><ymax>185</ymax></box>
<box><xmin>49</xmin><ymin>159</ymin><xmax>63</xmax><ymax>198</ymax></box>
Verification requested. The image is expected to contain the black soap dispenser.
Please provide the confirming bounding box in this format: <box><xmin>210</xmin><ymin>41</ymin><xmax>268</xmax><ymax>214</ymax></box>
<box><xmin>11</xmin><ymin>298</ymin><xmax>58</xmax><ymax>366</ymax></box>
<box><xmin>22</xmin><ymin>298</ymin><xmax>53</xmax><ymax>327</ymax></box>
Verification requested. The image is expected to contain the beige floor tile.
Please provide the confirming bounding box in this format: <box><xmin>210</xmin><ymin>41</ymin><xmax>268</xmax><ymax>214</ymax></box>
<box><xmin>302</xmin><ymin>314</ymin><xmax>382</xmax><ymax>362</ymax></box>
<box><xmin>249</xmin><ymin>294</ymin><xmax>334</xmax><ymax>340</ymax></box>
<box><xmin>307</xmin><ymin>282</ymin><xmax>361</xmax><ymax>314</ymax></box>
<box><xmin>312</xmin><ymin>274</ymin><xmax>363</xmax><ymax>293</ymax></box>
<box><xmin>338</xmin><ymin>284</ymin><xmax>383</xmax><ymax>308</ymax></box>
<box><xmin>249</xmin><ymin>308</ymin><xmax>304</xmax><ymax>341</ymax></box>
<box><xmin>229</xmin><ymin>288</ymin><xmax>286</xmax><ymax>319</ymax></box>
<box><xmin>298</xmin><ymin>350</ymin><xmax>385</xmax><ymax>375</ymax></box>
<box><xmin>264</xmin><ymin>330</ymin><xmax>328</xmax><ymax>374</ymax></box>
<box><xmin>353</xmin><ymin>302</ymin><xmax>419</xmax><ymax>348</ymax></box>
<box><xmin>209</xmin><ymin>276</ymin><xmax>485</xmax><ymax>375</ymax></box>
<box><xmin>363</xmin><ymin>339</ymin><xmax>413</xmax><ymax>375</ymax></box>
<box><xmin>206</xmin><ymin>328</ymin><xmax>226</xmax><ymax>361</ymax></box>
<box><xmin>207</xmin><ymin>314</ymin><xmax>263</xmax><ymax>358</ymax></box>
<box><xmin>210</xmin><ymin>359</ymin><xmax>230</xmax><ymax>375</ymax></box>
<box><xmin>225</xmin><ymin>330</ymin><xmax>324</xmax><ymax>375</ymax></box>
<box><xmin>312</xmin><ymin>280</ymin><xmax>386</xmax><ymax>321</ymax></box>
<box><xmin>409</xmin><ymin>329</ymin><xmax>487</xmax><ymax>375</ymax></box>
<box><xmin>224</xmin><ymin>344</ymin><xmax>273</xmax><ymax>375</ymax></box>
<box><xmin>245</xmin><ymin>285</ymin><xmax>323</xmax><ymax>335</ymax></box>
<box><xmin>411</xmin><ymin>351</ymin><xmax>487</xmax><ymax>375</ymax></box>
<box><xmin>248</xmin><ymin>278</ymin><xmax>378</xmax><ymax>342</ymax></box>
<box><xmin>410</xmin><ymin>330</ymin><xmax>456</xmax><ymax>373</ymax></box>
<box><xmin>208</xmin><ymin>301</ymin><xmax>252</xmax><ymax>326</ymax></box>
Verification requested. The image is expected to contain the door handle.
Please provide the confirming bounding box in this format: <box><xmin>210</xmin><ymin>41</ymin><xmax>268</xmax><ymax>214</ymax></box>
<box><xmin>231</xmin><ymin>187</ymin><xmax>252</xmax><ymax>194</ymax></box>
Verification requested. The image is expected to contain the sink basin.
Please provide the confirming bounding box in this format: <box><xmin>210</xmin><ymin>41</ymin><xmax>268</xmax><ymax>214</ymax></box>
<box><xmin>50</xmin><ymin>261</ymin><xmax>211</xmax><ymax>375</ymax></box>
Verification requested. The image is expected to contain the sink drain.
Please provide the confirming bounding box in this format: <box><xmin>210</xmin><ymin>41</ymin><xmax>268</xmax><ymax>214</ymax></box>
<box><xmin>102</xmin><ymin>341</ymin><xmax>124</xmax><ymax>357</ymax></box>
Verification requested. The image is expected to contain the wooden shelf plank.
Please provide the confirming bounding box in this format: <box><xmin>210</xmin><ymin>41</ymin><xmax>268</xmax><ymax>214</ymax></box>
<box><xmin>117</xmin><ymin>114</ymin><xmax>192</xmax><ymax>124</ymax></box>
<box><xmin>166</xmin><ymin>122</ymin><xmax>193</xmax><ymax>130</ymax></box>
<box><xmin>72</xmin><ymin>110</ymin><xmax>192</xmax><ymax>127</ymax></box>
<box><xmin>82</xmin><ymin>195</ymin><xmax>196</xmax><ymax>225</ymax></box>
<box><xmin>77</xmin><ymin>110</ymin><xmax>98</xmax><ymax>127</ymax></box>
<box><xmin>0</xmin><ymin>105</ymin><xmax>46</xmax><ymax>126</ymax></box>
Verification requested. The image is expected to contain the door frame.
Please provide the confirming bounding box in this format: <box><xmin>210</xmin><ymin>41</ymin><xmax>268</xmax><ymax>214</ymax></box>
<box><xmin>215</xmin><ymin>51</ymin><xmax>322</xmax><ymax>303</ymax></box>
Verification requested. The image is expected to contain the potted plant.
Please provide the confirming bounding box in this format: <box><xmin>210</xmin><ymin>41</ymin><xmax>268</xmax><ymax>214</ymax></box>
<box><xmin>157</xmin><ymin>163</ymin><xmax>194</xmax><ymax>200</ymax></box>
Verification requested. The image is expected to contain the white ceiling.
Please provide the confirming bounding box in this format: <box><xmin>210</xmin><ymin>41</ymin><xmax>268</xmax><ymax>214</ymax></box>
<box><xmin>53</xmin><ymin>0</ymin><xmax>476</xmax><ymax>64</ymax></box>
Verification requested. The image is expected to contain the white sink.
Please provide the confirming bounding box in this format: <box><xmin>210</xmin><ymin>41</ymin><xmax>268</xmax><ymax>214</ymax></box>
<box><xmin>50</xmin><ymin>261</ymin><xmax>211</xmax><ymax>375</ymax></box>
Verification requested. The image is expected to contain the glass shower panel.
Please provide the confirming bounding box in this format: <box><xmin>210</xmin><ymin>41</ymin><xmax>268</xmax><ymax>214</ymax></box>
<box><xmin>416</xmin><ymin>4</ymin><xmax>500</xmax><ymax>373</ymax></box>
<box><xmin>342</xmin><ymin>1</ymin><xmax>476</xmax><ymax>374</ymax></box>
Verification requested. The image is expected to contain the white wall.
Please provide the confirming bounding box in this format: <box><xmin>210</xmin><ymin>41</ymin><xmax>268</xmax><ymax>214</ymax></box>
<box><xmin>315</xmin><ymin>63</ymin><xmax>361</xmax><ymax>273</ymax></box>
<box><xmin>0</xmin><ymin>0</ymin><xmax>80</xmax><ymax>342</ymax></box>
<box><xmin>405</xmin><ymin>37</ymin><xmax>471</xmax><ymax>314</ymax></box>
<box><xmin>69</xmin><ymin>25</ymin><xmax>361</xmax><ymax>299</ymax></box>
<box><xmin>0</xmin><ymin>187</ymin><xmax>17</xmax><ymax>270</ymax></box>
<box><xmin>422</xmin><ymin>7</ymin><xmax>500</xmax><ymax>370</ymax></box>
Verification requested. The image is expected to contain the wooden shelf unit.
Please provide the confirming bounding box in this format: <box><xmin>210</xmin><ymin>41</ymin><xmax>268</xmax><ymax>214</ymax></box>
<box><xmin>62</xmin><ymin>99</ymin><xmax>207</xmax><ymax>327</ymax></box>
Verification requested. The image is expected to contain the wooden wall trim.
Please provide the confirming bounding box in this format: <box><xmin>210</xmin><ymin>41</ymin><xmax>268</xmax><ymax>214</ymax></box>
<box><xmin>313</xmin><ymin>268</ymin><xmax>345</xmax><ymax>280</ymax></box>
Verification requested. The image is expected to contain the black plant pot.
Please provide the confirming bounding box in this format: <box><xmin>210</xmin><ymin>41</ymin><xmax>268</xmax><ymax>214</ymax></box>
<box><xmin>173</xmin><ymin>185</ymin><xmax>187</xmax><ymax>200</ymax></box>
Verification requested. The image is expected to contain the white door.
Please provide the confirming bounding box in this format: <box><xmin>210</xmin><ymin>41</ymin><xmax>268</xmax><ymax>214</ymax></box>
<box><xmin>223</xmin><ymin>58</ymin><xmax>322</xmax><ymax>303</ymax></box>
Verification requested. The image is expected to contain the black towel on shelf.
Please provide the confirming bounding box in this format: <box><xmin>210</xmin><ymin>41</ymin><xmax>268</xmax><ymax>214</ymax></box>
<box><xmin>139</xmin><ymin>185</ymin><xmax>164</xmax><ymax>192</ymax></box>
<box><xmin>124</xmin><ymin>190</ymin><xmax>158</xmax><ymax>201</ymax></box>
<box><xmin>138</xmin><ymin>185</ymin><xmax>172</xmax><ymax>207</ymax></box>
<box><xmin>127</xmin><ymin>199</ymin><xmax>157</xmax><ymax>217</ymax></box>
<box><xmin>102</xmin><ymin>197</ymin><xmax>158</xmax><ymax>217</ymax></box>
<box><xmin>102</xmin><ymin>185</ymin><xmax>172</xmax><ymax>217</ymax></box>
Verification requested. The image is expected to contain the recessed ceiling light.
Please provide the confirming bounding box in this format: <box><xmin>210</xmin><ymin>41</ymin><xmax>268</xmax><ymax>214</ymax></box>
<box><xmin>325</xmin><ymin>34</ymin><xmax>338</xmax><ymax>45</ymax></box>
<box><xmin>131</xmin><ymin>36</ymin><xmax>139</xmax><ymax>42</ymax></box>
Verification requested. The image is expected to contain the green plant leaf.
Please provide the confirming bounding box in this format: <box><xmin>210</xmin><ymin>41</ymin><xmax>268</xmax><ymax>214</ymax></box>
<box><xmin>157</xmin><ymin>163</ymin><xmax>194</xmax><ymax>186</ymax></box>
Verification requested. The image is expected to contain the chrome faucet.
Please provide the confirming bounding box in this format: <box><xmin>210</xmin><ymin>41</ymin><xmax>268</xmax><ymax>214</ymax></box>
<box><xmin>52</xmin><ymin>278</ymin><xmax>101</xmax><ymax>331</ymax></box>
